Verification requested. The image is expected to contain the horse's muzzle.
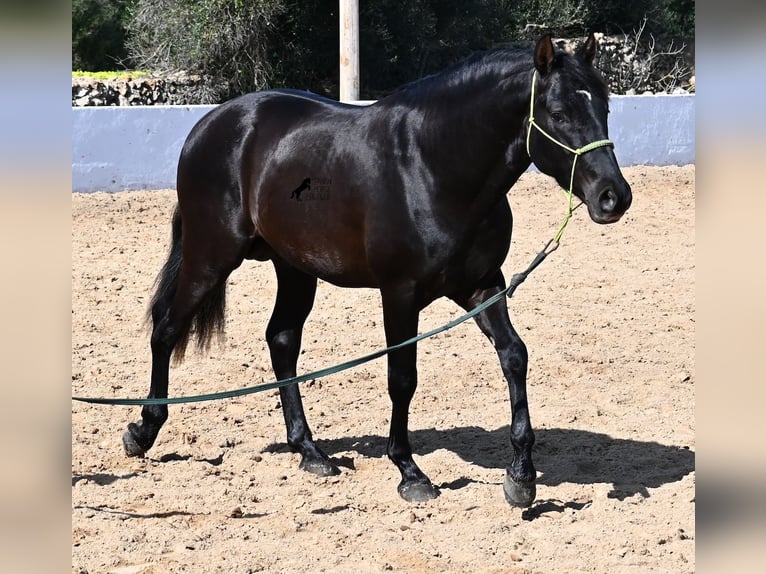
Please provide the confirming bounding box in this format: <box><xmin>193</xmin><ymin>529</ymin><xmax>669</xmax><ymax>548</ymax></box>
<box><xmin>589</xmin><ymin>182</ymin><xmax>632</xmax><ymax>224</ymax></box>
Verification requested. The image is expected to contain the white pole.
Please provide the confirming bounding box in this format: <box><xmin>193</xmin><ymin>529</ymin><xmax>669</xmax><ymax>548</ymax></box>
<box><xmin>339</xmin><ymin>0</ymin><xmax>359</xmax><ymax>102</ymax></box>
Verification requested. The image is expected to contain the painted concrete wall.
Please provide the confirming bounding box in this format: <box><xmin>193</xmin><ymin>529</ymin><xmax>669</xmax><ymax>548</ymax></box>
<box><xmin>72</xmin><ymin>95</ymin><xmax>694</xmax><ymax>192</ymax></box>
<box><xmin>72</xmin><ymin>105</ymin><xmax>215</xmax><ymax>192</ymax></box>
<box><xmin>608</xmin><ymin>95</ymin><xmax>695</xmax><ymax>167</ymax></box>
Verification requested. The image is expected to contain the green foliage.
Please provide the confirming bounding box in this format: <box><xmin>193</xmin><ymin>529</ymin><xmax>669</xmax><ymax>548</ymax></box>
<box><xmin>125</xmin><ymin>0</ymin><xmax>286</xmax><ymax>103</ymax></box>
<box><xmin>270</xmin><ymin>0</ymin><xmax>514</xmax><ymax>99</ymax></box>
<box><xmin>663</xmin><ymin>0</ymin><xmax>695</xmax><ymax>37</ymax></box>
<box><xmin>359</xmin><ymin>1</ymin><xmax>510</xmax><ymax>97</ymax></box>
<box><xmin>268</xmin><ymin>1</ymin><xmax>338</xmax><ymax>96</ymax></box>
<box><xmin>72</xmin><ymin>0</ymin><xmax>133</xmax><ymax>71</ymax></box>
<box><xmin>74</xmin><ymin>0</ymin><xmax>694</xmax><ymax>101</ymax></box>
<box><xmin>501</xmin><ymin>0</ymin><xmax>693</xmax><ymax>39</ymax></box>
<box><xmin>501</xmin><ymin>0</ymin><xmax>593</xmax><ymax>38</ymax></box>
<box><xmin>270</xmin><ymin>0</ymin><xmax>693</xmax><ymax>100</ymax></box>
<box><xmin>72</xmin><ymin>70</ymin><xmax>148</xmax><ymax>80</ymax></box>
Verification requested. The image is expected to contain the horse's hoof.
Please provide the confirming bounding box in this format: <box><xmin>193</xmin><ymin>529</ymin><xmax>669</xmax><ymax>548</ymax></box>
<box><xmin>503</xmin><ymin>474</ymin><xmax>536</xmax><ymax>507</ymax></box>
<box><xmin>299</xmin><ymin>457</ymin><xmax>340</xmax><ymax>477</ymax></box>
<box><xmin>122</xmin><ymin>427</ymin><xmax>146</xmax><ymax>458</ymax></box>
<box><xmin>398</xmin><ymin>480</ymin><xmax>440</xmax><ymax>503</ymax></box>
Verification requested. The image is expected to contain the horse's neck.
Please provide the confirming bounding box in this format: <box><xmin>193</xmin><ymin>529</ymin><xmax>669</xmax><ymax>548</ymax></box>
<box><xmin>419</xmin><ymin>70</ymin><xmax>533</xmax><ymax>200</ymax></box>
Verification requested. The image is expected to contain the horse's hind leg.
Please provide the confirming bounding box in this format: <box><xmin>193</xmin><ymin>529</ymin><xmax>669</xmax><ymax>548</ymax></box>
<box><xmin>451</xmin><ymin>270</ymin><xmax>536</xmax><ymax>507</ymax></box>
<box><xmin>123</xmin><ymin>216</ymin><xmax>245</xmax><ymax>457</ymax></box>
<box><xmin>267</xmin><ymin>258</ymin><xmax>339</xmax><ymax>477</ymax></box>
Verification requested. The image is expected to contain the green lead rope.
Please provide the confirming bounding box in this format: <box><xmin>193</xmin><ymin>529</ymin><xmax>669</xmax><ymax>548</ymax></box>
<box><xmin>71</xmin><ymin>237</ymin><xmax>556</xmax><ymax>406</ymax></box>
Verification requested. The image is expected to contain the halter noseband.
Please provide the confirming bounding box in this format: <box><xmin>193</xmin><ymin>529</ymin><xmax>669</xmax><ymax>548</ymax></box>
<box><xmin>526</xmin><ymin>70</ymin><xmax>614</xmax><ymax>241</ymax></box>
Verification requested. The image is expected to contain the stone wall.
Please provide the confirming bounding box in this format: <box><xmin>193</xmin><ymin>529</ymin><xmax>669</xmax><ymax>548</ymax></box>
<box><xmin>72</xmin><ymin>35</ymin><xmax>694</xmax><ymax>107</ymax></box>
<box><xmin>72</xmin><ymin>72</ymin><xmax>209</xmax><ymax>107</ymax></box>
<box><xmin>565</xmin><ymin>34</ymin><xmax>695</xmax><ymax>95</ymax></box>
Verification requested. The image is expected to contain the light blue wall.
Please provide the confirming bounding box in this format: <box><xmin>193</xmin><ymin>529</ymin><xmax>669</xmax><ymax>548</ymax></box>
<box><xmin>72</xmin><ymin>95</ymin><xmax>694</xmax><ymax>192</ymax></box>
<box><xmin>608</xmin><ymin>95</ymin><xmax>694</xmax><ymax>167</ymax></box>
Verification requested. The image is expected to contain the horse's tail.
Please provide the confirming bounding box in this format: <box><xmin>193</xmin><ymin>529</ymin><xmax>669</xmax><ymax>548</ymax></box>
<box><xmin>146</xmin><ymin>205</ymin><xmax>227</xmax><ymax>364</ymax></box>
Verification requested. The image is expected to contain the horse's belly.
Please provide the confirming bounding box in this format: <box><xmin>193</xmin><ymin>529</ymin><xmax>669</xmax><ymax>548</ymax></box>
<box><xmin>258</xmin><ymin>220</ymin><xmax>376</xmax><ymax>287</ymax></box>
<box><xmin>284</xmin><ymin>243</ymin><xmax>377</xmax><ymax>288</ymax></box>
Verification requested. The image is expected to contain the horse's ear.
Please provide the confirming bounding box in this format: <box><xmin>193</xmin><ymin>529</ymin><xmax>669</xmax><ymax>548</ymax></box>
<box><xmin>579</xmin><ymin>33</ymin><xmax>598</xmax><ymax>66</ymax></box>
<box><xmin>534</xmin><ymin>34</ymin><xmax>555</xmax><ymax>76</ymax></box>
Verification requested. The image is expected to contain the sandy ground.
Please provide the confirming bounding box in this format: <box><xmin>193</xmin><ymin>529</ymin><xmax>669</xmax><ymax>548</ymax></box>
<box><xmin>72</xmin><ymin>165</ymin><xmax>695</xmax><ymax>574</ymax></box>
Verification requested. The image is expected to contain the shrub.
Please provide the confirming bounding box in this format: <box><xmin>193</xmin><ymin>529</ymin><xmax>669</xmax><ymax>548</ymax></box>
<box><xmin>126</xmin><ymin>0</ymin><xmax>286</xmax><ymax>103</ymax></box>
<box><xmin>72</xmin><ymin>0</ymin><xmax>133</xmax><ymax>71</ymax></box>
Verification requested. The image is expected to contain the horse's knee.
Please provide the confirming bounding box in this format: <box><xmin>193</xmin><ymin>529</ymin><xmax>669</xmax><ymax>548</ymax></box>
<box><xmin>498</xmin><ymin>338</ymin><xmax>528</xmax><ymax>375</ymax></box>
<box><xmin>387</xmin><ymin>372</ymin><xmax>417</xmax><ymax>402</ymax></box>
<box><xmin>267</xmin><ymin>330</ymin><xmax>301</xmax><ymax>368</ymax></box>
<box><xmin>267</xmin><ymin>329</ymin><xmax>294</xmax><ymax>351</ymax></box>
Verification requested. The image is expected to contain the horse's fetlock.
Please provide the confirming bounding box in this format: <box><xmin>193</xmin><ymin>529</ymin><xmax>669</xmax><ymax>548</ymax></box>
<box><xmin>387</xmin><ymin>443</ymin><xmax>413</xmax><ymax>466</ymax></box>
<box><xmin>510</xmin><ymin>423</ymin><xmax>534</xmax><ymax>449</ymax></box>
<box><xmin>142</xmin><ymin>404</ymin><xmax>168</xmax><ymax>426</ymax></box>
<box><xmin>508</xmin><ymin>460</ymin><xmax>536</xmax><ymax>484</ymax></box>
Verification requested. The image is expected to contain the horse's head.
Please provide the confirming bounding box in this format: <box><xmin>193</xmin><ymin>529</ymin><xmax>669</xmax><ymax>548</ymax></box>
<box><xmin>527</xmin><ymin>34</ymin><xmax>632</xmax><ymax>224</ymax></box>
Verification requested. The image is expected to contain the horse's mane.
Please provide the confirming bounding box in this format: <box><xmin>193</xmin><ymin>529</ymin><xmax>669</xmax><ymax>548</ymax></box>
<box><xmin>382</xmin><ymin>44</ymin><xmax>609</xmax><ymax>105</ymax></box>
<box><xmin>386</xmin><ymin>47</ymin><xmax>533</xmax><ymax>103</ymax></box>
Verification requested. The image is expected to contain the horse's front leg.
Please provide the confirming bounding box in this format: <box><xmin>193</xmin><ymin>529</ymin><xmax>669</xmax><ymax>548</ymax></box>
<box><xmin>380</xmin><ymin>285</ymin><xmax>439</xmax><ymax>502</ymax></box>
<box><xmin>452</xmin><ymin>270</ymin><xmax>536</xmax><ymax>507</ymax></box>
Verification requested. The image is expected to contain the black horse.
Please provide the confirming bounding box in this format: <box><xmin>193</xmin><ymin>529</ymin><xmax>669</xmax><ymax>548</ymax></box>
<box><xmin>123</xmin><ymin>34</ymin><xmax>632</xmax><ymax>507</ymax></box>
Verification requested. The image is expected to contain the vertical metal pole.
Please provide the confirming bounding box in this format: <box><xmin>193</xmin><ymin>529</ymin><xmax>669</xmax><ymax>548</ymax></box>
<box><xmin>339</xmin><ymin>0</ymin><xmax>359</xmax><ymax>102</ymax></box>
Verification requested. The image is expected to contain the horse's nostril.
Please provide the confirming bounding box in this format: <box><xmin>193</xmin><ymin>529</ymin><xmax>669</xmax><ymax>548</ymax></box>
<box><xmin>598</xmin><ymin>187</ymin><xmax>618</xmax><ymax>213</ymax></box>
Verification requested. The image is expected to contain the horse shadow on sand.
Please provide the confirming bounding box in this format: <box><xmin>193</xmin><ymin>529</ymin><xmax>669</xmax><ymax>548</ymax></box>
<box><xmin>268</xmin><ymin>425</ymin><xmax>695</xmax><ymax>503</ymax></box>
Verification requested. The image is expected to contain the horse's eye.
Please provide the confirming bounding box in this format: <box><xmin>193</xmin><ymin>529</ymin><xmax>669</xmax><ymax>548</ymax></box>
<box><xmin>550</xmin><ymin>111</ymin><xmax>565</xmax><ymax>123</ymax></box>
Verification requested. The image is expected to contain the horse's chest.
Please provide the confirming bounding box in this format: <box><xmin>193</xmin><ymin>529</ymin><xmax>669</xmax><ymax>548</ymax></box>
<box><xmin>421</xmin><ymin>206</ymin><xmax>513</xmax><ymax>299</ymax></box>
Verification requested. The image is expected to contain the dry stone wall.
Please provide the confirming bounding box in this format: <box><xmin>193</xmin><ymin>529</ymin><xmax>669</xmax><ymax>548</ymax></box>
<box><xmin>72</xmin><ymin>72</ymin><xmax>209</xmax><ymax>107</ymax></box>
<box><xmin>564</xmin><ymin>34</ymin><xmax>695</xmax><ymax>95</ymax></box>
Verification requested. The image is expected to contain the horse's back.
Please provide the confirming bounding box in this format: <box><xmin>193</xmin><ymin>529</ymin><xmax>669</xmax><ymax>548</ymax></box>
<box><xmin>176</xmin><ymin>89</ymin><xmax>365</xmax><ymax>208</ymax></box>
<box><xmin>180</xmin><ymin>89</ymin><xmax>358</xmax><ymax>164</ymax></box>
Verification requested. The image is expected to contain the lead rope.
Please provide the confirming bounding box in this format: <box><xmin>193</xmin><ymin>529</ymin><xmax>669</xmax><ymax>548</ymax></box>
<box><xmin>73</xmin><ymin>238</ymin><xmax>551</xmax><ymax>407</ymax></box>
<box><xmin>72</xmin><ymin>70</ymin><xmax>606</xmax><ymax>407</ymax></box>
